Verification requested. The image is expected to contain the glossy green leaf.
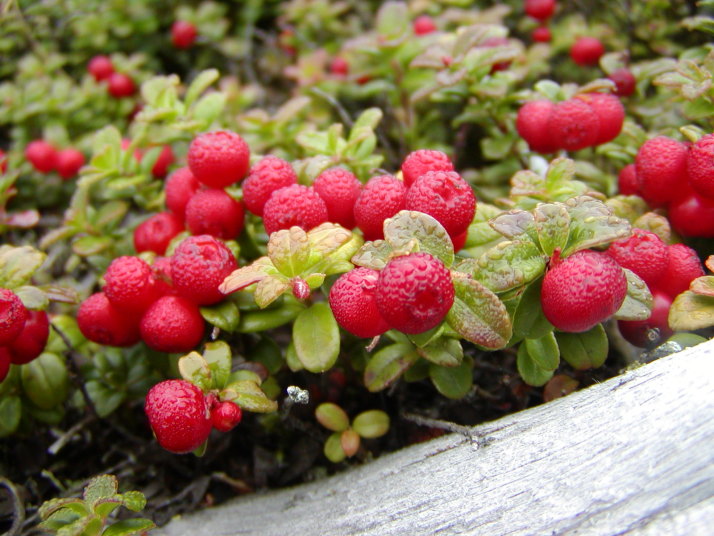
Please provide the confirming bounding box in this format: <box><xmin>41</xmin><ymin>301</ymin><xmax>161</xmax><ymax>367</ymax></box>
<box><xmin>407</xmin><ymin>325</ymin><xmax>444</xmax><ymax>348</ymax></box>
<box><xmin>268</xmin><ymin>227</ymin><xmax>312</xmax><ymax>277</ymax></box>
<box><xmin>192</xmin><ymin>92</ymin><xmax>226</xmax><ymax>124</ymax></box>
<box><xmin>315</xmin><ymin>402</ymin><xmax>350</xmax><ymax>432</ymax></box>
<box><xmin>237</xmin><ymin>303</ymin><xmax>303</xmax><ymax>333</ymax></box>
<box><xmin>533</xmin><ymin>203</ymin><xmax>570</xmax><ymax>256</ymax></box>
<box><xmin>221</xmin><ymin>380</ymin><xmax>278</xmax><ymax>413</ymax></box>
<box><xmin>200</xmin><ymin>299</ymin><xmax>240</xmax><ymax>333</ymax></box>
<box><xmin>0</xmin><ymin>245</ymin><xmax>46</xmax><ymax>288</ymax></box>
<box><xmin>351</xmin><ymin>240</ymin><xmax>393</xmax><ymax>270</ymax></box>
<box><xmin>614</xmin><ymin>268</ymin><xmax>653</xmax><ymax>321</ymax></box>
<box><xmin>562</xmin><ymin>196</ymin><xmax>631</xmax><ymax>256</ymax></box>
<box><xmin>185</xmin><ymin>69</ymin><xmax>220</xmax><ymax>106</ymax></box>
<box><xmin>429</xmin><ymin>356</ymin><xmax>474</xmax><ymax>399</ymax></box>
<box><xmin>669</xmin><ymin>291</ymin><xmax>714</xmax><ymax>331</ymax></box>
<box><xmin>83</xmin><ymin>474</ymin><xmax>118</xmax><ymax>507</ymax></box>
<box><xmin>474</xmin><ymin>239</ymin><xmax>547</xmax><ymax>293</ymax></box>
<box><xmin>383</xmin><ymin>210</ymin><xmax>455</xmax><ymax>268</ymax></box>
<box><xmin>517</xmin><ymin>344</ymin><xmax>554</xmax><ymax>387</ymax></box>
<box><xmin>340</xmin><ymin>429</ymin><xmax>361</xmax><ymax>457</ymax></box>
<box><xmin>376</xmin><ymin>1</ymin><xmax>409</xmax><ymax>41</ymax></box>
<box><xmin>524</xmin><ymin>332</ymin><xmax>560</xmax><ymax>371</ymax></box>
<box><xmin>219</xmin><ymin>256</ymin><xmax>274</xmax><ymax>295</ymax></box>
<box><xmin>285</xmin><ymin>341</ymin><xmax>303</xmax><ymax>372</ymax></box>
<box><xmin>178</xmin><ymin>352</ymin><xmax>212</xmax><ymax>392</ymax></box>
<box><xmin>446</xmin><ymin>276</ymin><xmax>512</xmax><ymax>349</ymax></box>
<box><xmin>557</xmin><ymin>324</ymin><xmax>609</xmax><ymax>370</ymax></box>
<box><xmin>102</xmin><ymin>518</ymin><xmax>156</xmax><ymax>536</ymax></box>
<box><xmin>418</xmin><ymin>337</ymin><xmax>463</xmax><ymax>367</ymax></box>
<box><xmin>511</xmin><ymin>277</ymin><xmax>554</xmax><ymax>341</ymax></box>
<box><xmin>324</xmin><ymin>431</ymin><xmax>347</xmax><ymax>463</ymax></box>
<box><xmin>364</xmin><ymin>342</ymin><xmax>419</xmax><ymax>392</ymax></box>
<box><xmin>352</xmin><ymin>409</ymin><xmax>390</xmax><ymax>438</ymax></box>
<box><xmin>203</xmin><ymin>341</ymin><xmax>232</xmax><ymax>390</ymax></box>
<box><xmin>21</xmin><ymin>353</ymin><xmax>69</xmax><ymax>410</ymax></box>
<box><xmin>0</xmin><ymin>395</ymin><xmax>21</xmax><ymax>437</ymax></box>
<box><xmin>72</xmin><ymin>235</ymin><xmax>113</xmax><ymax>257</ymax></box>
<box><xmin>690</xmin><ymin>275</ymin><xmax>714</xmax><ymax>297</ymax></box>
<box><xmin>293</xmin><ymin>302</ymin><xmax>340</xmax><ymax>373</ymax></box>
<box><xmin>85</xmin><ymin>381</ymin><xmax>125</xmax><ymax>418</ymax></box>
<box><xmin>14</xmin><ymin>285</ymin><xmax>49</xmax><ymax>310</ymax></box>
<box><xmin>254</xmin><ymin>275</ymin><xmax>291</xmax><ymax>308</ymax></box>
<box><xmin>251</xmin><ymin>337</ymin><xmax>284</xmax><ymax>375</ymax></box>
<box><xmin>120</xmin><ymin>491</ymin><xmax>147</xmax><ymax>512</ymax></box>
<box><xmin>489</xmin><ymin>209</ymin><xmax>535</xmax><ymax>239</ymax></box>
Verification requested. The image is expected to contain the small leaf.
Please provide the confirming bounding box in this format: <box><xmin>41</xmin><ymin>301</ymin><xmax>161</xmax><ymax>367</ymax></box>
<box><xmin>185</xmin><ymin>69</ymin><xmax>220</xmax><ymax>107</ymax></box>
<box><xmin>364</xmin><ymin>343</ymin><xmax>419</xmax><ymax>392</ymax></box>
<box><xmin>533</xmin><ymin>203</ymin><xmax>570</xmax><ymax>256</ymax></box>
<box><xmin>668</xmin><ymin>291</ymin><xmax>714</xmax><ymax>331</ymax></box>
<box><xmin>221</xmin><ymin>380</ymin><xmax>278</xmax><ymax>413</ymax></box>
<box><xmin>85</xmin><ymin>381</ymin><xmax>125</xmax><ymax>418</ymax></box>
<box><xmin>0</xmin><ymin>396</ymin><xmax>21</xmax><ymax>437</ymax></box>
<box><xmin>285</xmin><ymin>341</ymin><xmax>303</xmax><ymax>372</ymax></box>
<box><xmin>0</xmin><ymin>245</ymin><xmax>46</xmax><ymax>288</ymax></box>
<box><xmin>251</xmin><ymin>337</ymin><xmax>284</xmax><ymax>375</ymax></box>
<box><xmin>203</xmin><ymin>341</ymin><xmax>232</xmax><ymax>390</ymax></box>
<box><xmin>21</xmin><ymin>353</ymin><xmax>69</xmax><ymax>410</ymax></box>
<box><xmin>352</xmin><ymin>409</ymin><xmax>390</xmax><ymax>438</ymax></box>
<box><xmin>376</xmin><ymin>1</ymin><xmax>409</xmax><ymax>40</ymax></box>
<box><xmin>690</xmin><ymin>275</ymin><xmax>714</xmax><ymax>297</ymax></box>
<box><xmin>524</xmin><ymin>332</ymin><xmax>560</xmax><ymax>371</ymax></box>
<box><xmin>178</xmin><ymin>352</ymin><xmax>212</xmax><ymax>392</ymax></box>
<box><xmin>383</xmin><ymin>210</ymin><xmax>454</xmax><ymax>267</ymax></box>
<box><xmin>219</xmin><ymin>257</ymin><xmax>274</xmax><ymax>295</ymax></box>
<box><xmin>562</xmin><ymin>196</ymin><xmax>631</xmax><ymax>256</ymax></box>
<box><xmin>543</xmin><ymin>375</ymin><xmax>579</xmax><ymax>402</ymax></box>
<box><xmin>474</xmin><ymin>240</ymin><xmax>547</xmax><ymax>293</ymax></box>
<box><xmin>429</xmin><ymin>357</ymin><xmax>474</xmax><ymax>399</ymax></box>
<box><xmin>324</xmin><ymin>431</ymin><xmax>347</xmax><ymax>463</ymax></box>
<box><xmin>192</xmin><ymin>92</ymin><xmax>226</xmax><ymax>124</ymax></box>
<box><xmin>14</xmin><ymin>285</ymin><xmax>49</xmax><ymax>310</ymax></box>
<box><xmin>83</xmin><ymin>475</ymin><xmax>118</xmax><ymax>507</ymax></box>
<box><xmin>200</xmin><ymin>300</ymin><xmax>240</xmax><ymax>333</ymax></box>
<box><xmin>254</xmin><ymin>275</ymin><xmax>291</xmax><ymax>308</ymax></box>
<box><xmin>614</xmin><ymin>268</ymin><xmax>653</xmax><ymax>321</ymax></box>
<box><xmin>489</xmin><ymin>209</ymin><xmax>535</xmax><ymax>239</ymax></box>
<box><xmin>340</xmin><ymin>429</ymin><xmax>361</xmax><ymax>457</ymax></box>
<box><xmin>292</xmin><ymin>302</ymin><xmax>340</xmax><ymax>373</ymax></box>
<box><xmin>351</xmin><ymin>240</ymin><xmax>394</xmax><ymax>270</ymax></box>
<box><xmin>315</xmin><ymin>402</ymin><xmax>349</xmax><ymax>432</ymax></box>
<box><xmin>418</xmin><ymin>337</ymin><xmax>463</xmax><ymax>367</ymax></box>
<box><xmin>351</xmin><ymin>108</ymin><xmax>383</xmax><ymax>133</ymax></box>
<box><xmin>102</xmin><ymin>518</ymin><xmax>156</xmax><ymax>536</ymax></box>
<box><xmin>268</xmin><ymin>227</ymin><xmax>312</xmax><ymax>277</ymax></box>
<box><xmin>120</xmin><ymin>491</ymin><xmax>147</xmax><ymax>512</ymax></box>
<box><xmin>446</xmin><ymin>276</ymin><xmax>512</xmax><ymax>349</ymax></box>
<box><xmin>511</xmin><ymin>278</ymin><xmax>554</xmax><ymax>341</ymax></box>
<box><xmin>517</xmin><ymin>344</ymin><xmax>554</xmax><ymax>387</ymax></box>
<box><xmin>556</xmin><ymin>324</ymin><xmax>608</xmax><ymax>370</ymax></box>
<box><xmin>72</xmin><ymin>236</ymin><xmax>113</xmax><ymax>257</ymax></box>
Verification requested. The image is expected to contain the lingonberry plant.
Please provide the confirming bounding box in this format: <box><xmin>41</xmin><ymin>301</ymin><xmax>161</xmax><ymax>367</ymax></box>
<box><xmin>1</xmin><ymin>0</ymin><xmax>713</xmax><ymax>531</ymax></box>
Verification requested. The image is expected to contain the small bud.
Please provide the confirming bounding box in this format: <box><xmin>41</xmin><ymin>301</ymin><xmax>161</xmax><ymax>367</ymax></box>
<box><xmin>291</xmin><ymin>277</ymin><xmax>311</xmax><ymax>300</ymax></box>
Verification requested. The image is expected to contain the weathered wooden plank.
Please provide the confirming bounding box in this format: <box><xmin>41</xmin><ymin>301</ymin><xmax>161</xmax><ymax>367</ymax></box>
<box><xmin>160</xmin><ymin>340</ymin><xmax>714</xmax><ymax>536</ymax></box>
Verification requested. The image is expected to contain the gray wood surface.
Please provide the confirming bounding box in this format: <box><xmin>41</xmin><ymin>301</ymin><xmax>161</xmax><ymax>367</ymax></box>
<box><xmin>160</xmin><ymin>339</ymin><xmax>714</xmax><ymax>536</ymax></box>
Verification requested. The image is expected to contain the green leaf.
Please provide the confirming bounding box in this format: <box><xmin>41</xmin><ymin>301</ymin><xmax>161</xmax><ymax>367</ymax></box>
<box><xmin>511</xmin><ymin>278</ymin><xmax>554</xmax><ymax>341</ymax></box>
<box><xmin>340</xmin><ymin>429</ymin><xmax>361</xmax><ymax>457</ymax></box>
<box><xmin>524</xmin><ymin>332</ymin><xmax>560</xmax><ymax>371</ymax></box>
<box><xmin>364</xmin><ymin>342</ymin><xmax>419</xmax><ymax>392</ymax></box>
<box><xmin>614</xmin><ymin>268</ymin><xmax>653</xmax><ymax>321</ymax></box>
<box><xmin>517</xmin><ymin>343</ymin><xmax>554</xmax><ymax>387</ymax></box>
<box><xmin>383</xmin><ymin>210</ymin><xmax>455</xmax><ymax>268</ymax></box>
<box><xmin>219</xmin><ymin>257</ymin><xmax>273</xmax><ymax>295</ymax></box>
<box><xmin>292</xmin><ymin>302</ymin><xmax>340</xmax><ymax>373</ymax></box>
<box><xmin>200</xmin><ymin>300</ymin><xmax>240</xmax><ymax>333</ymax></box>
<box><xmin>14</xmin><ymin>285</ymin><xmax>49</xmax><ymax>310</ymax></box>
<box><xmin>254</xmin><ymin>275</ymin><xmax>291</xmax><ymax>308</ymax></box>
<box><xmin>236</xmin><ymin>303</ymin><xmax>303</xmax><ymax>333</ymax></box>
<box><xmin>72</xmin><ymin>236</ymin><xmax>113</xmax><ymax>257</ymax></box>
<box><xmin>0</xmin><ymin>245</ymin><xmax>46</xmax><ymax>288</ymax></box>
<box><xmin>315</xmin><ymin>402</ymin><xmax>350</xmax><ymax>432</ymax></box>
<box><xmin>562</xmin><ymin>196</ymin><xmax>631</xmax><ymax>256</ymax></box>
<box><xmin>203</xmin><ymin>341</ymin><xmax>232</xmax><ymax>390</ymax></box>
<box><xmin>352</xmin><ymin>409</ymin><xmax>390</xmax><ymax>438</ymax></box>
<box><xmin>407</xmin><ymin>325</ymin><xmax>444</xmax><ymax>348</ymax></box>
<box><xmin>489</xmin><ymin>209</ymin><xmax>535</xmax><ymax>239</ymax></box>
<box><xmin>221</xmin><ymin>380</ymin><xmax>278</xmax><ymax>413</ymax></box>
<box><xmin>285</xmin><ymin>341</ymin><xmax>303</xmax><ymax>372</ymax></box>
<box><xmin>192</xmin><ymin>92</ymin><xmax>226</xmax><ymax>124</ymax></box>
<box><xmin>94</xmin><ymin>499</ymin><xmax>121</xmax><ymax>519</ymax></box>
<box><xmin>178</xmin><ymin>352</ymin><xmax>212</xmax><ymax>392</ymax></box>
<box><xmin>668</xmin><ymin>290</ymin><xmax>714</xmax><ymax>331</ymax></box>
<box><xmin>473</xmin><ymin>239</ymin><xmax>547</xmax><ymax>293</ymax></box>
<box><xmin>185</xmin><ymin>69</ymin><xmax>220</xmax><ymax>107</ymax></box>
<box><xmin>251</xmin><ymin>337</ymin><xmax>284</xmax><ymax>375</ymax></box>
<box><xmin>268</xmin><ymin>227</ymin><xmax>312</xmax><ymax>277</ymax></box>
<box><xmin>83</xmin><ymin>475</ymin><xmax>118</xmax><ymax>508</ymax></box>
<box><xmin>21</xmin><ymin>353</ymin><xmax>69</xmax><ymax>410</ymax></box>
<box><xmin>351</xmin><ymin>240</ymin><xmax>393</xmax><ymax>270</ymax></box>
<box><xmin>418</xmin><ymin>337</ymin><xmax>463</xmax><ymax>367</ymax></box>
<box><xmin>94</xmin><ymin>201</ymin><xmax>129</xmax><ymax>231</ymax></box>
<box><xmin>0</xmin><ymin>395</ymin><xmax>21</xmax><ymax>437</ymax></box>
<box><xmin>119</xmin><ymin>491</ymin><xmax>147</xmax><ymax>512</ymax></box>
<box><xmin>557</xmin><ymin>324</ymin><xmax>608</xmax><ymax>370</ymax></box>
<box><xmin>376</xmin><ymin>1</ymin><xmax>409</xmax><ymax>41</ymax></box>
<box><xmin>351</xmin><ymin>108</ymin><xmax>383</xmax><ymax>134</ymax></box>
<box><xmin>446</xmin><ymin>276</ymin><xmax>512</xmax><ymax>349</ymax></box>
<box><xmin>533</xmin><ymin>203</ymin><xmax>570</xmax><ymax>256</ymax></box>
<box><xmin>39</xmin><ymin>498</ymin><xmax>87</xmax><ymax>522</ymax></box>
<box><xmin>102</xmin><ymin>518</ymin><xmax>156</xmax><ymax>536</ymax></box>
<box><xmin>85</xmin><ymin>381</ymin><xmax>125</xmax><ymax>418</ymax></box>
<box><xmin>690</xmin><ymin>275</ymin><xmax>714</xmax><ymax>297</ymax></box>
<box><xmin>429</xmin><ymin>356</ymin><xmax>474</xmax><ymax>399</ymax></box>
<box><xmin>324</xmin><ymin>431</ymin><xmax>347</xmax><ymax>463</ymax></box>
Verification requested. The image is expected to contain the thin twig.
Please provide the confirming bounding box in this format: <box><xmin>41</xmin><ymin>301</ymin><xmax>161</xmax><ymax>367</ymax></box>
<box><xmin>0</xmin><ymin>477</ymin><xmax>25</xmax><ymax>536</ymax></box>
<box><xmin>308</xmin><ymin>87</ymin><xmax>354</xmax><ymax>128</ymax></box>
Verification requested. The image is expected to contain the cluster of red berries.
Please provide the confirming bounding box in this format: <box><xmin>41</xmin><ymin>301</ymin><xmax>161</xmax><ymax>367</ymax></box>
<box><xmin>0</xmin><ymin>289</ymin><xmax>50</xmax><ymax>382</ymax></box>
<box><xmin>525</xmin><ymin>0</ymin><xmax>556</xmax><ymax>43</ymax></box>
<box><xmin>87</xmin><ymin>55</ymin><xmax>136</xmax><ymax>98</ymax></box>
<box><xmin>24</xmin><ymin>140</ymin><xmax>85</xmax><ymax>180</ymax></box>
<box><xmin>516</xmin><ymin>92</ymin><xmax>624</xmax><ymax>153</ymax></box>
<box><xmin>145</xmin><ymin>379</ymin><xmax>242</xmax><ymax>454</ymax></box>
<box><xmin>618</xmin><ymin>133</ymin><xmax>714</xmax><ymax>238</ymax></box>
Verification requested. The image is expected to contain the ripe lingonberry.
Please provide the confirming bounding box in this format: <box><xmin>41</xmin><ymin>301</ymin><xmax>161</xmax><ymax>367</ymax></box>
<box><xmin>188</xmin><ymin>130</ymin><xmax>250</xmax><ymax>189</ymax></box>
<box><xmin>687</xmin><ymin>134</ymin><xmax>714</xmax><ymax>200</ymax></box>
<box><xmin>171</xmin><ymin>20</ymin><xmax>198</xmax><ymax>49</ymax></box>
<box><xmin>532</xmin><ymin>26</ymin><xmax>552</xmax><ymax>43</ymax></box>
<box><xmin>133</xmin><ymin>212</ymin><xmax>184</xmax><ymax>256</ymax></box>
<box><xmin>103</xmin><ymin>256</ymin><xmax>161</xmax><ymax>313</ymax></box>
<box><xmin>25</xmin><ymin>140</ymin><xmax>58</xmax><ymax>173</ymax></box>
<box><xmin>606</xmin><ymin>228</ymin><xmax>669</xmax><ymax>287</ymax></box>
<box><xmin>413</xmin><ymin>15</ymin><xmax>437</xmax><ymax>35</ymax></box>
<box><xmin>525</xmin><ymin>0</ymin><xmax>556</xmax><ymax>21</ymax></box>
<box><xmin>7</xmin><ymin>310</ymin><xmax>50</xmax><ymax>365</ymax></box>
<box><xmin>401</xmin><ymin>149</ymin><xmax>454</xmax><ymax>188</ymax></box>
<box><xmin>0</xmin><ymin>289</ymin><xmax>28</xmax><ymax>346</ymax></box>
<box><xmin>0</xmin><ymin>349</ymin><xmax>10</xmax><ymax>383</ymax></box>
<box><xmin>405</xmin><ymin>170</ymin><xmax>476</xmax><ymax>238</ymax></box>
<box><xmin>88</xmin><ymin>55</ymin><xmax>114</xmax><ymax>82</ymax></box>
<box><xmin>185</xmin><ymin>189</ymin><xmax>245</xmax><ymax>240</ymax></box>
<box><xmin>151</xmin><ymin>256</ymin><xmax>175</xmax><ymax>296</ymax></box>
<box><xmin>550</xmin><ymin>98</ymin><xmax>600</xmax><ymax>152</ymax></box>
<box><xmin>151</xmin><ymin>145</ymin><xmax>175</xmax><ymax>178</ymax></box>
<box><xmin>140</xmin><ymin>295</ymin><xmax>205</xmax><ymax>353</ymax></box>
<box><xmin>570</xmin><ymin>37</ymin><xmax>605</xmax><ymax>66</ymax></box>
<box><xmin>210</xmin><ymin>401</ymin><xmax>243</xmax><ymax>432</ymax></box>
<box><xmin>376</xmin><ymin>252</ymin><xmax>454</xmax><ymax>334</ymax></box>
<box><xmin>0</xmin><ymin>149</ymin><xmax>7</xmax><ymax>173</ymax></box>
<box><xmin>618</xmin><ymin>290</ymin><xmax>673</xmax><ymax>348</ymax></box>
<box><xmin>541</xmin><ymin>249</ymin><xmax>627</xmax><ymax>333</ymax></box>
<box><xmin>330</xmin><ymin>57</ymin><xmax>349</xmax><ymax>76</ymax></box>
<box><xmin>242</xmin><ymin>156</ymin><xmax>298</xmax><ymax>217</ymax></box>
<box><xmin>107</xmin><ymin>73</ymin><xmax>136</xmax><ymax>98</ymax></box>
<box><xmin>170</xmin><ymin>235</ymin><xmax>238</xmax><ymax>305</ymax></box>
<box><xmin>516</xmin><ymin>100</ymin><xmax>559</xmax><ymax>153</ymax></box>
<box><xmin>262</xmin><ymin>184</ymin><xmax>329</xmax><ymax>235</ymax></box>
<box><xmin>313</xmin><ymin>167</ymin><xmax>362</xmax><ymax>229</ymax></box>
<box><xmin>145</xmin><ymin>379</ymin><xmax>212</xmax><ymax>453</ymax></box>
<box><xmin>77</xmin><ymin>292</ymin><xmax>142</xmax><ymax>347</ymax></box>
<box><xmin>579</xmin><ymin>93</ymin><xmax>624</xmax><ymax>145</ymax></box>
<box><xmin>654</xmin><ymin>243</ymin><xmax>705</xmax><ymax>299</ymax></box>
<box><xmin>55</xmin><ymin>149</ymin><xmax>85</xmax><ymax>180</ymax></box>
<box><xmin>329</xmin><ymin>267</ymin><xmax>390</xmax><ymax>338</ymax></box>
<box><xmin>668</xmin><ymin>190</ymin><xmax>714</xmax><ymax>238</ymax></box>
<box><xmin>165</xmin><ymin>167</ymin><xmax>201</xmax><ymax>220</ymax></box>
<box><xmin>618</xmin><ymin>164</ymin><xmax>639</xmax><ymax>196</ymax></box>
<box><xmin>608</xmin><ymin>68</ymin><xmax>636</xmax><ymax>97</ymax></box>
<box><xmin>635</xmin><ymin>136</ymin><xmax>688</xmax><ymax>207</ymax></box>
<box><xmin>353</xmin><ymin>175</ymin><xmax>406</xmax><ymax>241</ymax></box>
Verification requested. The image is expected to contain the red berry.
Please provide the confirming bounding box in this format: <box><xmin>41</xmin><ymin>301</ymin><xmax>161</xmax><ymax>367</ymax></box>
<box><xmin>88</xmin><ymin>55</ymin><xmax>114</xmax><ymax>82</ymax></box>
<box><xmin>165</xmin><ymin>167</ymin><xmax>201</xmax><ymax>220</ymax></box>
<box><xmin>606</xmin><ymin>228</ymin><xmax>669</xmax><ymax>287</ymax></box>
<box><xmin>210</xmin><ymin>401</ymin><xmax>243</xmax><ymax>432</ymax></box>
<box><xmin>549</xmin><ymin>98</ymin><xmax>600</xmax><ymax>152</ymax></box>
<box><xmin>0</xmin><ymin>348</ymin><xmax>10</xmax><ymax>383</ymax></box>
<box><xmin>242</xmin><ymin>156</ymin><xmax>298</xmax><ymax>217</ymax></box>
<box><xmin>188</xmin><ymin>131</ymin><xmax>250</xmax><ymax>189</ymax></box>
<box><xmin>532</xmin><ymin>26</ymin><xmax>552</xmax><ymax>43</ymax></box>
<box><xmin>687</xmin><ymin>134</ymin><xmax>714</xmax><ymax>200</ymax></box>
<box><xmin>608</xmin><ymin>68</ymin><xmax>636</xmax><ymax>97</ymax></box>
<box><xmin>413</xmin><ymin>15</ymin><xmax>437</xmax><ymax>35</ymax></box>
<box><xmin>185</xmin><ymin>189</ymin><xmax>245</xmax><ymax>240</ymax></box>
<box><xmin>578</xmin><ymin>93</ymin><xmax>624</xmax><ymax>145</ymax></box>
<box><xmin>516</xmin><ymin>100</ymin><xmax>560</xmax><ymax>153</ymax></box>
<box><xmin>541</xmin><ymin>250</ymin><xmax>627</xmax><ymax>333</ymax></box>
<box><xmin>107</xmin><ymin>73</ymin><xmax>136</xmax><ymax>98</ymax></box>
<box><xmin>406</xmin><ymin>170</ymin><xmax>476</xmax><ymax>238</ymax></box>
<box><xmin>151</xmin><ymin>145</ymin><xmax>175</xmax><ymax>178</ymax></box>
<box><xmin>481</xmin><ymin>37</ymin><xmax>512</xmax><ymax>72</ymax></box>
<box><xmin>635</xmin><ymin>136</ymin><xmax>688</xmax><ymax>207</ymax></box>
<box><xmin>7</xmin><ymin>310</ymin><xmax>50</xmax><ymax>365</ymax></box>
<box><xmin>401</xmin><ymin>149</ymin><xmax>454</xmax><ymax>188</ymax></box>
<box><xmin>451</xmin><ymin>229</ymin><xmax>468</xmax><ymax>252</ymax></box>
<box><xmin>77</xmin><ymin>292</ymin><xmax>142</xmax><ymax>347</ymax></box>
<box><xmin>0</xmin><ymin>289</ymin><xmax>28</xmax><ymax>346</ymax></box>
<box><xmin>0</xmin><ymin>149</ymin><xmax>7</xmax><ymax>173</ymax></box>
<box><xmin>353</xmin><ymin>175</ymin><xmax>406</xmax><ymax>241</ymax></box>
<box><xmin>376</xmin><ymin>252</ymin><xmax>454</xmax><ymax>334</ymax></box>
<box><xmin>570</xmin><ymin>37</ymin><xmax>605</xmax><ymax>67</ymax></box>
<box><xmin>668</xmin><ymin>190</ymin><xmax>714</xmax><ymax>238</ymax></box>
<box><xmin>171</xmin><ymin>20</ymin><xmax>198</xmax><ymax>49</ymax></box>
<box><xmin>618</xmin><ymin>290</ymin><xmax>673</xmax><ymax>348</ymax></box>
<box><xmin>104</xmin><ymin>256</ymin><xmax>162</xmax><ymax>313</ymax></box>
<box><xmin>525</xmin><ymin>0</ymin><xmax>556</xmax><ymax>21</ymax></box>
<box><xmin>151</xmin><ymin>256</ymin><xmax>175</xmax><ymax>296</ymax></box>
<box><xmin>25</xmin><ymin>140</ymin><xmax>57</xmax><ymax>173</ymax></box>
<box><xmin>134</xmin><ymin>212</ymin><xmax>184</xmax><ymax>256</ymax></box>
<box><xmin>654</xmin><ymin>243</ymin><xmax>705</xmax><ymax>299</ymax></box>
<box><xmin>329</xmin><ymin>267</ymin><xmax>390</xmax><ymax>338</ymax></box>
<box><xmin>170</xmin><ymin>235</ymin><xmax>238</xmax><ymax>305</ymax></box>
<box><xmin>262</xmin><ymin>184</ymin><xmax>329</xmax><ymax>235</ymax></box>
<box><xmin>55</xmin><ymin>148</ymin><xmax>85</xmax><ymax>180</ymax></box>
<box><xmin>313</xmin><ymin>167</ymin><xmax>362</xmax><ymax>229</ymax></box>
<box><xmin>618</xmin><ymin>164</ymin><xmax>639</xmax><ymax>196</ymax></box>
<box><xmin>330</xmin><ymin>57</ymin><xmax>349</xmax><ymax>76</ymax></box>
<box><xmin>140</xmin><ymin>296</ymin><xmax>205</xmax><ymax>353</ymax></box>
<box><xmin>145</xmin><ymin>379</ymin><xmax>212</xmax><ymax>453</ymax></box>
